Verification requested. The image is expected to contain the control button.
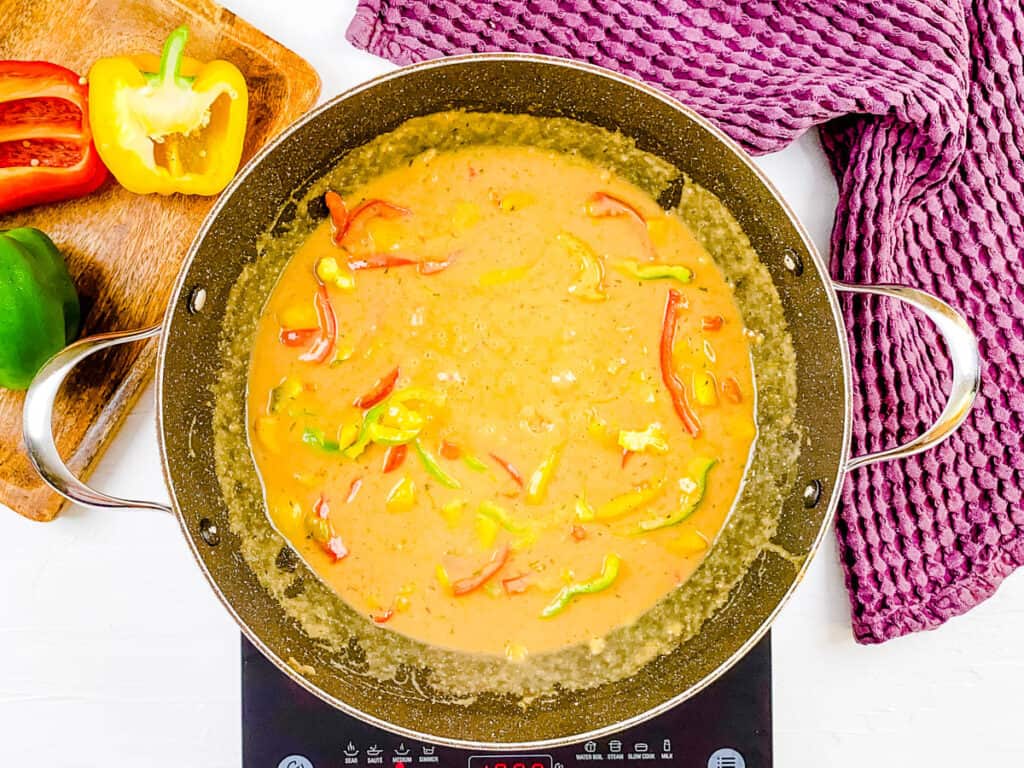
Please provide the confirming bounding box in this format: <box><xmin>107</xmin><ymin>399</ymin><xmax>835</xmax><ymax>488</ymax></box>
<box><xmin>708</xmin><ymin>747</ymin><xmax>746</xmax><ymax>768</ymax></box>
<box><xmin>395</xmin><ymin>743</ymin><xmax>411</xmax><ymax>756</ymax></box>
<box><xmin>608</xmin><ymin>740</ymin><xmax>622</xmax><ymax>753</ymax></box>
<box><xmin>662</xmin><ymin>739</ymin><xmax>672</xmax><ymax>753</ymax></box>
<box><xmin>343</xmin><ymin>742</ymin><xmax>359</xmax><ymax>757</ymax></box>
<box><xmin>277</xmin><ymin>756</ymin><xmax>313</xmax><ymax>768</ymax></box>
<box><xmin>584</xmin><ymin>741</ymin><xmax>598</xmax><ymax>753</ymax></box>
<box><xmin>422</xmin><ymin>746</ymin><xmax>436</xmax><ymax>756</ymax></box>
<box><xmin>633</xmin><ymin>743</ymin><xmax>649</xmax><ymax>753</ymax></box>
<box><xmin>367</xmin><ymin>745</ymin><xmax>383</xmax><ymax>757</ymax></box>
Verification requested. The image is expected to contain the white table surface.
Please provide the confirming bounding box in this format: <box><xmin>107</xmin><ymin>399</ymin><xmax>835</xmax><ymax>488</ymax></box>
<box><xmin>2</xmin><ymin>2</ymin><xmax>1023</xmax><ymax>765</ymax></box>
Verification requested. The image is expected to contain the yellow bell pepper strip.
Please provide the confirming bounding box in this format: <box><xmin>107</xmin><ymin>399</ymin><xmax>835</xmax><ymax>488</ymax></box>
<box><xmin>693</xmin><ymin>371</ymin><xmax>719</xmax><ymax>406</ymax></box>
<box><xmin>558</xmin><ymin>232</ymin><xmax>606</xmax><ymax>301</ymax></box>
<box><xmin>614</xmin><ymin>259</ymin><xmax>693</xmax><ymax>285</ymax></box>
<box><xmin>414</xmin><ymin>439</ymin><xmax>461</xmax><ymax>489</ymax></box>
<box><xmin>268</xmin><ymin>377</ymin><xmax>302</xmax><ymax>414</ymax></box>
<box><xmin>617</xmin><ymin>423</ymin><xmax>670</xmax><ymax>455</ymax></box>
<box><xmin>574</xmin><ymin>494</ymin><xmax>597</xmax><ymax>522</ymax></box>
<box><xmin>306</xmin><ymin>495</ymin><xmax>348</xmax><ymax>562</ymax></box>
<box><xmin>541</xmin><ymin>553</ymin><xmax>621</xmax><ymax>618</ymax></box>
<box><xmin>478</xmin><ymin>501</ymin><xmax>530</xmax><ymax>534</ymax></box>
<box><xmin>385</xmin><ymin>476</ymin><xmax>416</xmax><ymax>513</ymax></box>
<box><xmin>526</xmin><ymin>444</ymin><xmax>564</xmax><ymax>504</ymax></box>
<box><xmin>637</xmin><ymin>457</ymin><xmax>716</xmax><ymax>531</ymax></box>
<box><xmin>451</xmin><ymin>544</ymin><xmax>510</xmax><ymax>596</ymax></box>
<box><xmin>661</xmin><ymin>289</ymin><xmax>702</xmax><ymax>437</ymax></box>
<box><xmin>367</xmin><ymin>422</ymin><xmax>420</xmax><ymax>445</ymax></box>
<box><xmin>88</xmin><ymin>25</ymin><xmax>248</xmax><ymax>195</ymax></box>
<box><xmin>593</xmin><ymin>479</ymin><xmax>665</xmax><ymax>521</ymax></box>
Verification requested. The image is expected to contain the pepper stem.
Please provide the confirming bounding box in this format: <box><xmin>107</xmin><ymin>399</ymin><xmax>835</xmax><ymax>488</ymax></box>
<box><xmin>157</xmin><ymin>25</ymin><xmax>191</xmax><ymax>88</ymax></box>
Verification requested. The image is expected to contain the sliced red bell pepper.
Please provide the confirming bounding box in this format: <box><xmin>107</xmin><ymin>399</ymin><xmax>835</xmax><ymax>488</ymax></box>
<box><xmin>489</xmin><ymin>453</ymin><xmax>525</xmax><ymax>489</ymax></box>
<box><xmin>0</xmin><ymin>61</ymin><xmax>108</xmax><ymax>214</ymax></box>
<box><xmin>660</xmin><ymin>289</ymin><xmax>701</xmax><ymax>437</ymax></box>
<box><xmin>570</xmin><ymin>525</ymin><xmax>587</xmax><ymax>542</ymax></box>
<box><xmin>586</xmin><ymin>191</ymin><xmax>652</xmax><ymax>255</ymax></box>
<box><xmin>324</xmin><ymin>191</ymin><xmax>349</xmax><ymax>244</ymax></box>
<box><xmin>382</xmin><ymin>444</ymin><xmax>408</xmax><ymax>473</ymax></box>
<box><xmin>310</xmin><ymin>495</ymin><xmax>348</xmax><ymax>562</ymax></box>
<box><xmin>346</xmin><ymin>477</ymin><xmax>363</xmax><ymax>503</ymax></box>
<box><xmin>440</xmin><ymin>440</ymin><xmax>462</xmax><ymax>460</ymax></box>
<box><xmin>417</xmin><ymin>258</ymin><xmax>452</xmax><ymax>275</ymax></box>
<box><xmin>347</xmin><ymin>253</ymin><xmax>419</xmax><ymax>271</ymax></box>
<box><xmin>336</xmin><ymin>198</ymin><xmax>410</xmax><ymax>243</ymax></box>
<box><xmin>279</xmin><ymin>327</ymin><xmax>319</xmax><ymax>346</ymax></box>
<box><xmin>323</xmin><ymin>535</ymin><xmax>349</xmax><ymax>562</ymax></box>
<box><xmin>354</xmin><ymin>366</ymin><xmax>399</xmax><ymax>409</ymax></box>
<box><xmin>452</xmin><ymin>544</ymin><xmax>510</xmax><ymax>596</ymax></box>
<box><xmin>701</xmin><ymin>315</ymin><xmax>724</xmax><ymax>332</ymax></box>
<box><xmin>299</xmin><ymin>284</ymin><xmax>337</xmax><ymax>364</ymax></box>
<box><xmin>621</xmin><ymin>449</ymin><xmax>635</xmax><ymax>468</ymax></box>
<box><xmin>371</xmin><ymin>607</ymin><xmax>395</xmax><ymax>624</ymax></box>
<box><xmin>722</xmin><ymin>376</ymin><xmax>744</xmax><ymax>404</ymax></box>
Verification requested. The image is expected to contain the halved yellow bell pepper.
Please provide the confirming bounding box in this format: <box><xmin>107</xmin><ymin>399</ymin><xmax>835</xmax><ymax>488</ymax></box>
<box><xmin>88</xmin><ymin>25</ymin><xmax>248</xmax><ymax>195</ymax></box>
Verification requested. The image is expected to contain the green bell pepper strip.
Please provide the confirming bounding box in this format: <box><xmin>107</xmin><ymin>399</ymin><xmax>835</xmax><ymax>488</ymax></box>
<box><xmin>478</xmin><ymin>500</ymin><xmax>531</xmax><ymax>534</ymax></box>
<box><xmin>302</xmin><ymin>427</ymin><xmax>341</xmax><ymax>453</ymax></box>
<box><xmin>637</xmin><ymin>457</ymin><xmax>716</xmax><ymax>531</ymax></box>
<box><xmin>463</xmin><ymin>454</ymin><xmax>489</xmax><ymax>472</ymax></box>
<box><xmin>343</xmin><ymin>400</ymin><xmax>390</xmax><ymax>459</ymax></box>
<box><xmin>414</xmin><ymin>439</ymin><xmax>461</xmax><ymax>489</ymax></box>
<box><xmin>0</xmin><ymin>228</ymin><xmax>81</xmax><ymax>390</ymax></box>
<box><xmin>540</xmin><ymin>554</ymin><xmax>622</xmax><ymax>618</ymax></box>
<box><xmin>614</xmin><ymin>260</ymin><xmax>693</xmax><ymax>284</ymax></box>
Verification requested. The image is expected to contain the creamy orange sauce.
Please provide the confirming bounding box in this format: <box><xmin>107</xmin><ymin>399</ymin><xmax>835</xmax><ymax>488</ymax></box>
<box><xmin>246</xmin><ymin>146</ymin><xmax>756</xmax><ymax>659</ymax></box>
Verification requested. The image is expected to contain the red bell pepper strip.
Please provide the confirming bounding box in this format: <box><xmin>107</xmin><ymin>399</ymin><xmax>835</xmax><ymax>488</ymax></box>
<box><xmin>417</xmin><ymin>258</ymin><xmax>452</xmax><ymax>275</ymax></box>
<box><xmin>440</xmin><ymin>440</ymin><xmax>462</xmax><ymax>460</ymax></box>
<box><xmin>452</xmin><ymin>544</ymin><xmax>510</xmax><ymax>596</ymax></box>
<box><xmin>0</xmin><ymin>61</ymin><xmax>108</xmax><ymax>214</ymax></box>
<box><xmin>722</xmin><ymin>376</ymin><xmax>744</xmax><ymax>404</ymax></box>
<box><xmin>660</xmin><ymin>289</ymin><xmax>701</xmax><ymax>437</ymax></box>
<box><xmin>701</xmin><ymin>315</ymin><xmax>724</xmax><ymax>332</ymax></box>
<box><xmin>489</xmin><ymin>453</ymin><xmax>525</xmax><ymax>489</ymax></box>
<box><xmin>336</xmin><ymin>198</ymin><xmax>410</xmax><ymax>243</ymax></box>
<box><xmin>621</xmin><ymin>449</ymin><xmax>635</xmax><ymax>468</ymax></box>
<box><xmin>346</xmin><ymin>477</ymin><xmax>363</xmax><ymax>503</ymax></box>
<box><xmin>382</xmin><ymin>444</ymin><xmax>407</xmax><ymax>473</ymax></box>
<box><xmin>586</xmin><ymin>191</ymin><xmax>652</xmax><ymax>255</ymax></box>
<box><xmin>502</xmin><ymin>573</ymin><xmax>531</xmax><ymax>595</ymax></box>
<box><xmin>299</xmin><ymin>284</ymin><xmax>337</xmax><ymax>363</ymax></box>
<box><xmin>324</xmin><ymin>191</ymin><xmax>349</xmax><ymax>244</ymax></box>
<box><xmin>570</xmin><ymin>525</ymin><xmax>587</xmax><ymax>542</ymax></box>
<box><xmin>323</xmin><ymin>535</ymin><xmax>349</xmax><ymax>562</ymax></box>
<box><xmin>353</xmin><ymin>366</ymin><xmax>400</xmax><ymax>409</ymax></box>
<box><xmin>279</xmin><ymin>327</ymin><xmax>318</xmax><ymax>346</ymax></box>
<box><xmin>348</xmin><ymin>253</ymin><xmax>419</xmax><ymax>271</ymax></box>
<box><xmin>371</xmin><ymin>607</ymin><xmax>394</xmax><ymax>624</ymax></box>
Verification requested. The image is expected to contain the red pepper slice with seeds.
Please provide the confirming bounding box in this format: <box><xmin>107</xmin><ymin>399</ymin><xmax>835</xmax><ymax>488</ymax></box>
<box><xmin>0</xmin><ymin>61</ymin><xmax>108</xmax><ymax>214</ymax></box>
<box><xmin>660</xmin><ymin>289</ymin><xmax>701</xmax><ymax>437</ymax></box>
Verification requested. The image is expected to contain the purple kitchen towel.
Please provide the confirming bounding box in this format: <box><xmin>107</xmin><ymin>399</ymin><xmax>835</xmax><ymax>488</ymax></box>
<box><xmin>346</xmin><ymin>1</ymin><xmax>1024</xmax><ymax>643</ymax></box>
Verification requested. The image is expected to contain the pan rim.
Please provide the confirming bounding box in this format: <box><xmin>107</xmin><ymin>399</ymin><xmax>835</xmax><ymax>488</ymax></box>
<box><xmin>156</xmin><ymin>51</ymin><xmax>851</xmax><ymax>750</ymax></box>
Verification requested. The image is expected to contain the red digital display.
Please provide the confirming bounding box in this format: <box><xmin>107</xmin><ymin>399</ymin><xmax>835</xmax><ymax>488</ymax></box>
<box><xmin>468</xmin><ymin>756</ymin><xmax>552</xmax><ymax>768</ymax></box>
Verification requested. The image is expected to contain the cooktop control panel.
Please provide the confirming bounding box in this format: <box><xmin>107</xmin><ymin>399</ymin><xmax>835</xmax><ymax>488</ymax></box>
<box><xmin>243</xmin><ymin>635</ymin><xmax>771</xmax><ymax>768</ymax></box>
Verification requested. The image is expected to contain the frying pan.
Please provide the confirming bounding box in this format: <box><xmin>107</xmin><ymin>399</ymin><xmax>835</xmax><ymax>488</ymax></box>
<box><xmin>21</xmin><ymin>55</ymin><xmax>980</xmax><ymax>748</ymax></box>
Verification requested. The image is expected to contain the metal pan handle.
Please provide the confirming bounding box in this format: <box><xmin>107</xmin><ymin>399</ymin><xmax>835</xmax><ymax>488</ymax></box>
<box><xmin>833</xmin><ymin>282</ymin><xmax>981</xmax><ymax>471</ymax></box>
<box><xmin>22</xmin><ymin>325</ymin><xmax>172</xmax><ymax>513</ymax></box>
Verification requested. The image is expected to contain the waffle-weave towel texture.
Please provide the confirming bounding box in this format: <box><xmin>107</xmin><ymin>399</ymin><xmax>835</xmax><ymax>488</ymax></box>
<box><xmin>347</xmin><ymin>0</ymin><xmax>1024</xmax><ymax>643</ymax></box>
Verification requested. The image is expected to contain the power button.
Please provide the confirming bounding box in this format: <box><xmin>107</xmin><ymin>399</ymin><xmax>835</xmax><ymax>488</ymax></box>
<box><xmin>277</xmin><ymin>756</ymin><xmax>314</xmax><ymax>768</ymax></box>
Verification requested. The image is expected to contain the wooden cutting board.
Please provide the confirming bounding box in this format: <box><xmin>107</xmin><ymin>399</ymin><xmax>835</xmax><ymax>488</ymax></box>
<box><xmin>0</xmin><ymin>0</ymin><xmax>320</xmax><ymax>521</ymax></box>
